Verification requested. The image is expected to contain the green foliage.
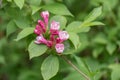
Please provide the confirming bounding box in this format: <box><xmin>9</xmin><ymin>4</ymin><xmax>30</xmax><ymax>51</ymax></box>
<box><xmin>1</xmin><ymin>0</ymin><xmax>120</xmax><ymax>80</ymax></box>
<box><xmin>41</xmin><ymin>55</ymin><xmax>59</xmax><ymax>80</ymax></box>
<box><xmin>14</xmin><ymin>0</ymin><xmax>25</xmax><ymax>9</ymax></box>
<box><xmin>66</xmin><ymin>21</ymin><xmax>90</xmax><ymax>33</ymax></box>
<box><xmin>109</xmin><ymin>64</ymin><xmax>120</xmax><ymax>80</ymax></box>
<box><xmin>15</xmin><ymin>28</ymin><xmax>34</xmax><ymax>41</ymax></box>
<box><xmin>42</xmin><ymin>3</ymin><xmax>73</xmax><ymax>16</ymax></box>
<box><xmin>84</xmin><ymin>7</ymin><xmax>102</xmax><ymax>23</ymax></box>
<box><xmin>6</xmin><ymin>20</ymin><xmax>17</xmax><ymax>37</ymax></box>
<box><xmin>28</xmin><ymin>41</ymin><xmax>48</xmax><ymax>59</ymax></box>
<box><xmin>106</xmin><ymin>42</ymin><xmax>117</xmax><ymax>55</ymax></box>
<box><xmin>69</xmin><ymin>32</ymin><xmax>81</xmax><ymax>49</ymax></box>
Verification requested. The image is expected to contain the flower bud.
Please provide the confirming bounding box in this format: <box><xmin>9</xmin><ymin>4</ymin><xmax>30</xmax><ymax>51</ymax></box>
<box><xmin>46</xmin><ymin>40</ymin><xmax>53</xmax><ymax>48</ymax></box>
<box><xmin>58</xmin><ymin>31</ymin><xmax>69</xmax><ymax>41</ymax></box>
<box><xmin>34</xmin><ymin>25</ymin><xmax>41</xmax><ymax>35</ymax></box>
<box><xmin>55</xmin><ymin>43</ymin><xmax>64</xmax><ymax>53</ymax></box>
<box><xmin>38</xmin><ymin>20</ymin><xmax>46</xmax><ymax>33</ymax></box>
<box><xmin>41</xmin><ymin>11</ymin><xmax>49</xmax><ymax>25</ymax></box>
<box><xmin>50</xmin><ymin>21</ymin><xmax>60</xmax><ymax>35</ymax></box>
<box><xmin>50</xmin><ymin>21</ymin><xmax>60</xmax><ymax>30</ymax></box>
<box><xmin>34</xmin><ymin>35</ymin><xmax>47</xmax><ymax>44</ymax></box>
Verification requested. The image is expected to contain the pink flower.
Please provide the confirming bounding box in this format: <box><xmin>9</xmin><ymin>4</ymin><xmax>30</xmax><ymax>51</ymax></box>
<box><xmin>56</xmin><ymin>37</ymin><xmax>63</xmax><ymax>43</ymax></box>
<box><xmin>46</xmin><ymin>40</ymin><xmax>53</xmax><ymax>48</ymax></box>
<box><xmin>41</xmin><ymin>11</ymin><xmax>49</xmax><ymax>25</ymax></box>
<box><xmin>50</xmin><ymin>35</ymin><xmax>55</xmax><ymax>41</ymax></box>
<box><xmin>55</xmin><ymin>43</ymin><xmax>64</xmax><ymax>53</ymax></box>
<box><xmin>34</xmin><ymin>34</ymin><xmax>47</xmax><ymax>44</ymax></box>
<box><xmin>34</xmin><ymin>11</ymin><xmax>70</xmax><ymax>53</ymax></box>
<box><xmin>38</xmin><ymin>20</ymin><xmax>46</xmax><ymax>33</ymax></box>
<box><xmin>58</xmin><ymin>31</ymin><xmax>69</xmax><ymax>41</ymax></box>
<box><xmin>50</xmin><ymin>21</ymin><xmax>60</xmax><ymax>30</ymax></box>
<box><xmin>50</xmin><ymin>21</ymin><xmax>60</xmax><ymax>35</ymax></box>
<box><xmin>34</xmin><ymin>25</ymin><xmax>42</xmax><ymax>35</ymax></box>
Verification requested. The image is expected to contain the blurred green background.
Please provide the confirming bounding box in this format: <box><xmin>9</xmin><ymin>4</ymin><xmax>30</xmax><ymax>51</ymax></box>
<box><xmin>0</xmin><ymin>0</ymin><xmax>120</xmax><ymax>80</ymax></box>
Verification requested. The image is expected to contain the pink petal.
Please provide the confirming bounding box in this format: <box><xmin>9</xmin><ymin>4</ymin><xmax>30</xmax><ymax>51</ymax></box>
<box><xmin>59</xmin><ymin>31</ymin><xmax>69</xmax><ymax>41</ymax></box>
<box><xmin>46</xmin><ymin>40</ymin><xmax>53</xmax><ymax>48</ymax></box>
<box><xmin>41</xmin><ymin>11</ymin><xmax>49</xmax><ymax>25</ymax></box>
<box><xmin>34</xmin><ymin>29</ymin><xmax>41</xmax><ymax>35</ymax></box>
<box><xmin>56</xmin><ymin>37</ymin><xmax>63</xmax><ymax>43</ymax></box>
<box><xmin>34</xmin><ymin>40</ymin><xmax>41</xmax><ymax>44</ymax></box>
<box><xmin>35</xmin><ymin>35</ymin><xmax>47</xmax><ymax>44</ymax></box>
<box><xmin>50</xmin><ymin>21</ymin><xmax>60</xmax><ymax>31</ymax></box>
<box><xmin>34</xmin><ymin>25</ymin><xmax>42</xmax><ymax>35</ymax></box>
<box><xmin>55</xmin><ymin>43</ymin><xmax>64</xmax><ymax>53</ymax></box>
<box><xmin>38</xmin><ymin>20</ymin><xmax>46</xmax><ymax>33</ymax></box>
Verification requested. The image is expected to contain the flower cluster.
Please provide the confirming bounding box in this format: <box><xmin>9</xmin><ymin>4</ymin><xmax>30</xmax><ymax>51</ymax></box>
<box><xmin>34</xmin><ymin>11</ymin><xmax>69</xmax><ymax>53</ymax></box>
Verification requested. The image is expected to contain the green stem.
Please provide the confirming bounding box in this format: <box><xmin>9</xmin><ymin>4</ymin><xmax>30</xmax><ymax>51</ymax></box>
<box><xmin>61</xmin><ymin>55</ymin><xmax>90</xmax><ymax>80</ymax></box>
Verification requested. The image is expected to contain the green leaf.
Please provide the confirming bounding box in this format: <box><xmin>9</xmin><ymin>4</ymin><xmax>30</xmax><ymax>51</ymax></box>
<box><xmin>93</xmin><ymin>47</ymin><xmax>103</xmax><ymax>58</ymax></box>
<box><xmin>42</xmin><ymin>3</ymin><xmax>73</xmax><ymax>16</ymax></box>
<box><xmin>74</xmin><ymin>55</ymin><xmax>90</xmax><ymax>76</ymax></box>
<box><xmin>69</xmin><ymin>32</ymin><xmax>81</xmax><ymax>49</ymax></box>
<box><xmin>14</xmin><ymin>17</ymin><xmax>30</xmax><ymax>29</ymax></box>
<box><xmin>81</xmin><ymin>21</ymin><xmax>104</xmax><ymax>27</ymax></box>
<box><xmin>31</xmin><ymin>5</ymin><xmax>41</xmax><ymax>15</ymax></box>
<box><xmin>0</xmin><ymin>55</ymin><xmax>5</xmax><ymax>64</ymax></box>
<box><xmin>87</xmin><ymin>21</ymin><xmax>104</xmax><ymax>26</ymax></box>
<box><xmin>41</xmin><ymin>55</ymin><xmax>59</xmax><ymax>80</ymax></box>
<box><xmin>93</xmin><ymin>33</ymin><xmax>108</xmax><ymax>44</ymax></box>
<box><xmin>106</xmin><ymin>43</ymin><xmax>117</xmax><ymax>55</ymax></box>
<box><xmin>15</xmin><ymin>27</ymin><xmax>34</xmax><ymax>41</ymax></box>
<box><xmin>66</xmin><ymin>21</ymin><xmax>90</xmax><ymax>33</ymax></box>
<box><xmin>63</xmin><ymin>40</ymin><xmax>76</xmax><ymax>54</ymax></box>
<box><xmin>84</xmin><ymin>6</ymin><xmax>102</xmax><ymax>23</ymax></box>
<box><xmin>109</xmin><ymin>64</ymin><xmax>120</xmax><ymax>80</ymax></box>
<box><xmin>50</xmin><ymin>15</ymin><xmax>67</xmax><ymax>29</ymax></box>
<box><xmin>14</xmin><ymin>0</ymin><xmax>25</xmax><ymax>9</ymax></box>
<box><xmin>7</xmin><ymin>0</ymin><xmax>12</xmax><ymax>2</ymax></box>
<box><xmin>28</xmin><ymin>0</ymin><xmax>41</xmax><ymax>6</ymax></box>
<box><xmin>100</xmin><ymin>0</ymin><xmax>118</xmax><ymax>11</ymax></box>
<box><xmin>85</xmin><ymin>58</ymin><xmax>103</xmax><ymax>78</ymax></box>
<box><xmin>63</xmin><ymin>72</ymin><xmax>85</xmax><ymax>80</ymax></box>
<box><xmin>28</xmin><ymin>41</ymin><xmax>48</xmax><ymax>59</ymax></box>
<box><xmin>18</xmin><ymin>70</ymin><xmax>40</xmax><ymax>80</ymax></box>
<box><xmin>6</xmin><ymin>20</ymin><xmax>17</xmax><ymax>37</ymax></box>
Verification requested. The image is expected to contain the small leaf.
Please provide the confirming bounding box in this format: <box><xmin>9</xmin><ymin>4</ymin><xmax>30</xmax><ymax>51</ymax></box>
<box><xmin>63</xmin><ymin>40</ymin><xmax>76</xmax><ymax>54</ymax></box>
<box><xmin>28</xmin><ymin>41</ymin><xmax>48</xmax><ymax>59</ymax></box>
<box><xmin>14</xmin><ymin>17</ymin><xmax>30</xmax><ymax>29</ymax></box>
<box><xmin>41</xmin><ymin>55</ymin><xmax>59</xmax><ymax>80</ymax></box>
<box><xmin>106</xmin><ymin>43</ymin><xmax>117</xmax><ymax>55</ymax></box>
<box><xmin>81</xmin><ymin>21</ymin><xmax>104</xmax><ymax>27</ymax></box>
<box><xmin>28</xmin><ymin>0</ymin><xmax>41</xmax><ymax>6</ymax></box>
<box><xmin>93</xmin><ymin>33</ymin><xmax>108</xmax><ymax>44</ymax></box>
<box><xmin>93</xmin><ymin>47</ymin><xmax>103</xmax><ymax>58</ymax></box>
<box><xmin>63</xmin><ymin>72</ymin><xmax>85</xmax><ymax>80</ymax></box>
<box><xmin>31</xmin><ymin>5</ymin><xmax>41</xmax><ymax>15</ymax></box>
<box><xmin>87</xmin><ymin>21</ymin><xmax>104</xmax><ymax>26</ymax></box>
<box><xmin>6</xmin><ymin>20</ymin><xmax>17</xmax><ymax>37</ymax></box>
<box><xmin>14</xmin><ymin>0</ymin><xmax>25</xmax><ymax>9</ymax></box>
<box><xmin>66</xmin><ymin>21</ymin><xmax>90</xmax><ymax>33</ymax></box>
<box><xmin>74</xmin><ymin>55</ymin><xmax>90</xmax><ymax>76</ymax></box>
<box><xmin>84</xmin><ymin>6</ymin><xmax>102</xmax><ymax>23</ymax></box>
<box><xmin>0</xmin><ymin>55</ymin><xmax>5</xmax><ymax>64</ymax></box>
<box><xmin>42</xmin><ymin>3</ymin><xmax>73</xmax><ymax>16</ymax></box>
<box><xmin>69</xmin><ymin>32</ymin><xmax>81</xmax><ymax>49</ymax></box>
<box><xmin>7</xmin><ymin>0</ymin><xmax>12</xmax><ymax>2</ymax></box>
<box><xmin>15</xmin><ymin>27</ymin><xmax>34</xmax><ymax>41</ymax></box>
<box><xmin>50</xmin><ymin>15</ymin><xmax>67</xmax><ymax>29</ymax></box>
<box><xmin>109</xmin><ymin>64</ymin><xmax>120</xmax><ymax>80</ymax></box>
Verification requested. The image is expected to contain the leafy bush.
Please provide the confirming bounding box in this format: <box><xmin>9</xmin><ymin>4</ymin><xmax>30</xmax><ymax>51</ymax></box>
<box><xmin>0</xmin><ymin>0</ymin><xmax>120</xmax><ymax>80</ymax></box>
